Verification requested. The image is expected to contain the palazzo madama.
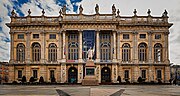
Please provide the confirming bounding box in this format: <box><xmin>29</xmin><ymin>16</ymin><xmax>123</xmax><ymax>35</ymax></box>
<box><xmin>6</xmin><ymin>4</ymin><xmax>173</xmax><ymax>83</ymax></box>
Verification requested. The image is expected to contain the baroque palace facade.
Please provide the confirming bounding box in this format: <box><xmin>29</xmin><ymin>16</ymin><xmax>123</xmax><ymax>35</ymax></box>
<box><xmin>6</xmin><ymin>4</ymin><xmax>173</xmax><ymax>83</ymax></box>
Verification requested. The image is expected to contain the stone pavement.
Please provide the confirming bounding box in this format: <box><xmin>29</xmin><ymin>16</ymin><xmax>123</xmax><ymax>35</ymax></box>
<box><xmin>0</xmin><ymin>85</ymin><xmax>180</xmax><ymax>96</ymax></box>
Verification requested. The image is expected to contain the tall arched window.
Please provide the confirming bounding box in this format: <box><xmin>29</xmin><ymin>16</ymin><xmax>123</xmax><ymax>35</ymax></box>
<box><xmin>68</xmin><ymin>42</ymin><xmax>78</xmax><ymax>60</ymax></box>
<box><xmin>138</xmin><ymin>43</ymin><xmax>147</xmax><ymax>62</ymax></box>
<box><xmin>48</xmin><ymin>43</ymin><xmax>57</xmax><ymax>62</ymax></box>
<box><xmin>32</xmin><ymin>43</ymin><xmax>41</xmax><ymax>61</ymax></box>
<box><xmin>16</xmin><ymin>43</ymin><xmax>25</xmax><ymax>62</ymax></box>
<box><xmin>100</xmin><ymin>42</ymin><xmax>111</xmax><ymax>61</ymax></box>
<box><xmin>154</xmin><ymin>43</ymin><xmax>162</xmax><ymax>62</ymax></box>
<box><xmin>122</xmin><ymin>43</ymin><xmax>130</xmax><ymax>62</ymax></box>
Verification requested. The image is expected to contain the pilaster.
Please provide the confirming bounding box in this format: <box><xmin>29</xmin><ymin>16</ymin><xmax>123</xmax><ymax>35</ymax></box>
<box><xmin>133</xmin><ymin>31</ymin><xmax>138</xmax><ymax>63</ymax></box>
<box><xmin>57</xmin><ymin>31</ymin><xmax>62</xmax><ymax>62</ymax></box>
<box><xmin>117</xmin><ymin>32</ymin><xmax>121</xmax><ymax>61</ymax></box>
<box><xmin>62</xmin><ymin>31</ymin><xmax>66</xmax><ymax>62</ymax></box>
<box><xmin>148</xmin><ymin>31</ymin><xmax>153</xmax><ymax>63</ymax></box>
<box><xmin>40</xmin><ymin>31</ymin><xmax>46</xmax><ymax>63</ymax></box>
<box><xmin>78</xmin><ymin>64</ymin><xmax>83</xmax><ymax>83</ymax></box>
<box><xmin>9</xmin><ymin>32</ymin><xmax>14</xmax><ymax>63</ymax></box>
<box><xmin>112</xmin><ymin>31</ymin><xmax>117</xmax><ymax>62</ymax></box>
<box><xmin>25</xmin><ymin>31</ymin><xmax>31</xmax><ymax>63</ymax></box>
<box><xmin>164</xmin><ymin>31</ymin><xmax>170</xmax><ymax>63</ymax></box>
<box><xmin>61</xmin><ymin>64</ymin><xmax>66</xmax><ymax>83</ymax></box>
<box><xmin>78</xmin><ymin>30</ymin><xmax>83</xmax><ymax>62</ymax></box>
<box><xmin>96</xmin><ymin>30</ymin><xmax>100</xmax><ymax>62</ymax></box>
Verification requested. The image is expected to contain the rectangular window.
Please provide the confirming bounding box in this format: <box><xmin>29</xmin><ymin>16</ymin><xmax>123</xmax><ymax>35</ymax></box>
<box><xmin>124</xmin><ymin>70</ymin><xmax>129</xmax><ymax>79</ymax></box>
<box><xmin>140</xmin><ymin>34</ymin><xmax>146</xmax><ymax>39</ymax></box>
<box><xmin>18</xmin><ymin>34</ymin><xmax>24</xmax><ymax>39</ymax></box>
<box><xmin>50</xmin><ymin>70</ymin><xmax>54</xmax><ymax>79</ymax></box>
<box><xmin>18</xmin><ymin>70</ymin><xmax>22</xmax><ymax>78</ymax></box>
<box><xmin>33</xmin><ymin>70</ymin><xmax>38</xmax><ymax>78</ymax></box>
<box><xmin>33</xmin><ymin>34</ymin><xmax>39</xmax><ymax>38</ymax></box>
<box><xmin>155</xmin><ymin>34</ymin><xmax>161</xmax><ymax>39</ymax></box>
<box><xmin>157</xmin><ymin>70</ymin><xmax>162</xmax><ymax>79</ymax></box>
<box><xmin>123</xmin><ymin>34</ymin><xmax>129</xmax><ymax>39</ymax></box>
<box><xmin>49</xmin><ymin>34</ymin><xmax>56</xmax><ymax>39</ymax></box>
<box><xmin>141</xmin><ymin>70</ymin><xmax>146</xmax><ymax>79</ymax></box>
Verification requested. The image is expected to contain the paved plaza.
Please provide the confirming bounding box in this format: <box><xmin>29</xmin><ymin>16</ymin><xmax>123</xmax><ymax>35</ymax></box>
<box><xmin>0</xmin><ymin>85</ymin><xmax>180</xmax><ymax>96</ymax></box>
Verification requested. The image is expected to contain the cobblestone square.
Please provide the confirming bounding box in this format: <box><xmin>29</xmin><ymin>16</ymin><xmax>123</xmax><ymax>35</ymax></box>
<box><xmin>0</xmin><ymin>85</ymin><xmax>180</xmax><ymax>96</ymax></box>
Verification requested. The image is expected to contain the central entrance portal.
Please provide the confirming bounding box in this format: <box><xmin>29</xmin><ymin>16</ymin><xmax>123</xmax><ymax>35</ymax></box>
<box><xmin>68</xmin><ymin>67</ymin><xmax>78</xmax><ymax>83</ymax></box>
<box><xmin>101</xmin><ymin>67</ymin><xmax>111</xmax><ymax>83</ymax></box>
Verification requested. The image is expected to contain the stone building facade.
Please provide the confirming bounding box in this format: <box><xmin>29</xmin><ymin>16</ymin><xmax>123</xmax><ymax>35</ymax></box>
<box><xmin>6</xmin><ymin>5</ymin><xmax>173</xmax><ymax>83</ymax></box>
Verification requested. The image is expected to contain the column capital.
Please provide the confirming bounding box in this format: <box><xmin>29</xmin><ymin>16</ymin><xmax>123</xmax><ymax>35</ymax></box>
<box><xmin>25</xmin><ymin>31</ymin><xmax>32</xmax><ymax>34</ymax></box>
<box><xmin>147</xmin><ymin>31</ymin><xmax>153</xmax><ymax>35</ymax></box>
<box><xmin>96</xmin><ymin>29</ymin><xmax>100</xmax><ymax>32</ymax></box>
<box><xmin>132</xmin><ymin>31</ymin><xmax>138</xmax><ymax>35</ymax></box>
<box><xmin>9</xmin><ymin>31</ymin><xmax>15</xmax><ymax>34</ymax></box>
<box><xmin>164</xmin><ymin>31</ymin><xmax>170</xmax><ymax>35</ymax></box>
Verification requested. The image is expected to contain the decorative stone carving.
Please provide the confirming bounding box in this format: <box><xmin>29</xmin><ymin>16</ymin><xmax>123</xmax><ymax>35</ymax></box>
<box><xmin>11</xmin><ymin>10</ymin><xmax>16</xmax><ymax>17</ymax></box>
<box><xmin>62</xmin><ymin>5</ymin><xmax>66</xmax><ymax>14</ymax></box>
<box><xmin>95</xmin><ymin>4</ymin><xmax>99</xmax><ymax>14</ymax></box>
<box><xmin>79</xmin><ymin>4</ymin><xmax>83</xmax><ymax>14</ymax></box>
<box><xmin>28</xmin><ymin>9</ymin><xmax>31</xmax><ymax>16</ymax></box>
<box><xmin>112</xmin><ymin>4</ymin><xmax>116</xmax><ymax>14</ymax></box>
<box><xmin>133</xmin><ymin>9</ymin><xmax>137</xmax><ymax>16</ymax></box>
<box><xmin>147</xmin><ymin>9</ymin><xmax>151</xmax><ymax>16</ymax></box>
<box><xmin>117</xmin><ymin>9</ymin><xmax>120</xmax><ymax>17</ymax></box>
<box><xmin>59</xmin><ymin>9</ymin><xmax>62</xmax><ymax>16</ymax></box>
<box><xmin>42</xmin><ymin>9</ymin><xmax>45</xmax><ymax>16</ymax></box>
<box><xmin>162</xmin><ymin>9</ymin><xmax>168</xmax><ymax>17</ymax></box>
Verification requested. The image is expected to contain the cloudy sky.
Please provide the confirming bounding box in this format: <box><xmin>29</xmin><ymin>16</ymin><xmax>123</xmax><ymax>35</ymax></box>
<box><xmin>0</xmin><ymin>0</ymin><xmax>179</xmax><ymax>65</ymax></box>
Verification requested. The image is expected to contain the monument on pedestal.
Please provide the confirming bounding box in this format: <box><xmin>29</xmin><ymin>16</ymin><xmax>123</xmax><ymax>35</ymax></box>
<box><xmin>82</xmin><ymin>47</ymin><xmax>99</xmax><ymax>85</ymax></box>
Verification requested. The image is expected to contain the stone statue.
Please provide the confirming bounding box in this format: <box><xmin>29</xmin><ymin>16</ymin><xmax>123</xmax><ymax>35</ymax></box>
<box><xmin>95</xmin><ymin>4</ymin><xmax>99</xmax><ymax>14</ymax></box>
<box><xmin>87</xmin><ymin>47</ymin><xmax>94</xmax><ymax>60</ymax></box>
<box><xmin>79</xmin><ymin>4</ymin><xmax>83</xmax><ymax>14</ymax></box>
<box><xmin>62</xmin><ymin>5</ymin><xmax>66</xmax><ymax>14</ymax></box>
<box><xmin>28</xmin><ymin>9</ymin><xmax>31</xmax><ymax>16</ymax></box>
<box><xmin>112</xmin><ymin>4</ymin><xmax>116</xmax><ymax>14</ymax></box>
<box><xmin>133</xmin><ymin>9</ymin><xmax>137</xmax><ymax>16</ymax></box>
<box><xmin>42</xmin><ymin>9</ymin><xmax>45</xmax><ymax>16</ymax></box>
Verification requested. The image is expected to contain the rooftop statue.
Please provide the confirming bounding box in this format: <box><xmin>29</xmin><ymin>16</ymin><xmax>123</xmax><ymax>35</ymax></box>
<box><xmin>95</xmin><ymin>4</ymin><xmax>99</xmax><ymax>14</ymax></box>
<box><xmin>28</xmin><ymin>9</ymin><xmax>31</xmax><ymax>16</ymax></box>
<box><xmin>62</xmin><ymin>5</ymin><xmax>66</xmax><ymax>14</ymax></box>
<box><xmin>79</xmin><ymin>4</ymin><xmax>83</xmax><ymax>14</ymax></box>
<box><xmin>112</xmin><ymin>4</ymin><xmax>116</xmax><ymax>14</ymax></box>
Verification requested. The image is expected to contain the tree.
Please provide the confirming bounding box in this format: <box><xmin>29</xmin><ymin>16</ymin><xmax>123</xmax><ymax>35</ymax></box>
<box><xmin>117</xmin><ymin>76</ymin><xmax>121</xmax><ymax>83</ymax></box>
<box><xmin>137</xmin><ymin>77</ymin><xmax>143</xmax><ymax>83</ymax></box>
<box><xmin>22</xmin><ymin>76</ymin><xmax>27</xmax><ymax>83</ymax></box>
<box><xmin>39</xmin><ymin>76</ymin><xmax>44</xmax><ymax>83</ymax></box>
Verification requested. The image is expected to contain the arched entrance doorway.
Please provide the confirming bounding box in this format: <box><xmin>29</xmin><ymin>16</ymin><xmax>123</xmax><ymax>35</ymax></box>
<box><xmin>68</xmin><ymin>67</ymin><xmax>78</xmax><ymax>83</ymax></box>
<box><xmin>101</xmin><ymin>67</ymin><xmax>111</xmax><ymax>83</ymax></box>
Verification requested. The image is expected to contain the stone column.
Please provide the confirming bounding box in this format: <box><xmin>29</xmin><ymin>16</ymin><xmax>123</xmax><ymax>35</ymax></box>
<box><xmin>40</xmin><ymin>32</ymin><xmax>46</xmax><ymax>63</ymax></box>
<box><xmin>164</xmin><ymin>31</ymin><xmax>170</xmax><ymax>63</ymax></box>
<box><xmin>117</xmin><ymin>32</ymin><xmax>120</xmax><ymax>61</ymax></box>
<box><xmin>56</xmin><ymin>66</ymin><xmax>61</xmax><ymax>82</ymax></box>
<box><xmin>78</xmin><ymin>64</ymin><xmax>83</xmax><ymax>83</ymax></box>
<box><xmin>61</xmin><ymin>64</ymin><xmax>66</xmax><ymax>83</ymax></box>
<box><xmin>148</xmin><ymin>31</ymin><xmax>153</xmax><ymax>63</ymax></box>
<box><xmin>57</xmin><ymin>31</ymin><xmax>62</xmax><ymax>62</ymax></box>
<box><xmin>8</xmin><ymin>65</ymin><xmax>15</xmax><ymax>82</ymax></box>
<box><xmin>133</xmin><ymin>31</ymin><xmax>138</xmax><ymax>63</ymax></box>
<box><xmin>25</xmin><ymin>31</ymin><xmax>31</xmax><ymax>63</ymax></box>
<box><xmin>40</xmin><ymin>65</ymin><xmax>47</xmax><ymax>81</ymax></box>
<box><xmin>78</xmin><ymin>30</ymin><xmax>83</xmax><ymax>62</ymax></box>
<box><xmin>96</xmin><ymin>64</ymin><xmax>101</xmax><ymax>83</ymax></box>
<box><xmin>112</xmin><ymin>31</ymin><xmax>117</xmax><ymax>62</ymax></box>
<box><xmin>25</xmin><ymin>65</ymin><xmax>31</xmax><ymax>82</ymax></box>
<box><xmin>9</xmin><ymin>32</ymin><xmax>14</xmax><ymax>63</ymax></box>
<box><xmin>112</xmin><ymin>64</ymin><xmax>118</xmax><ymax>83</ymax></box>
<box><xmin>149</xmin><ymin>65</ymin><xmax>154</xmax><ymax>82</ymax></box>
<box><xmin>133</xmin><ymin>65</ymin><xmax>139</xmax><ymax>82</ymax></box>
<box><xmin>62</xmin><ymin>31</ymin><xmax>66</xmax><ymax>62</ymax></box>
<box><xmin>96</xmin><ymin>30</ymin><xmax>100</xmax><ymax>62</ymax></box>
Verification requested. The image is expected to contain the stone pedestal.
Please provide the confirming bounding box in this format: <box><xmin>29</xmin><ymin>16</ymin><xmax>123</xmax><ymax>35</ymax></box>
<box><xmin>82</xmin><ymin>60</ymin><xmax>99</xmax><ymax>86</ymax></box>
